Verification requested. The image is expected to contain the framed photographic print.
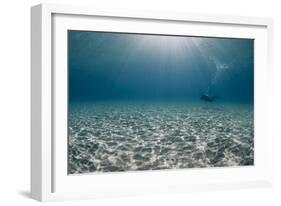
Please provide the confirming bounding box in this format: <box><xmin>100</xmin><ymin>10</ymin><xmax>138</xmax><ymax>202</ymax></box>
<box><xmin>31</xmin><ymin>3</ymin><xmax>274</xmax><ymax>201</ymax></box>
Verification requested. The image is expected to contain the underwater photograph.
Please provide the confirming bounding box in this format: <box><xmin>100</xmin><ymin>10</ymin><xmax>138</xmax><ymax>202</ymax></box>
<box><xmin>68</xmin><ymin>31</ymin><xmax>254</xmax><ymax>174</ymax></box>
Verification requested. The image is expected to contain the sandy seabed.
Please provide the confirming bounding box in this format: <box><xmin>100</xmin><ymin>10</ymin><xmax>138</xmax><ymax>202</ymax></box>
<box><xmin>68</xmin><ymin>102</ymin><xmax>254</xmax><ymax>174</ymax></box>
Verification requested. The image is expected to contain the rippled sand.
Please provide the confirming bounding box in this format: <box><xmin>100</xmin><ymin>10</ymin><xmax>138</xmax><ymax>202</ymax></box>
<box><xmin>68</xmin><ymin>102</ymin><xmax>254</xmax><ymax>174</ymax></box>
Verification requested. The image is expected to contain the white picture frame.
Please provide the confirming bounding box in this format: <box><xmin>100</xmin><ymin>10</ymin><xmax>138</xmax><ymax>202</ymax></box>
<box><xmin>31</xmin><ymin>3</ymin><xmax>274</xmax><ymax>202</ymax></box>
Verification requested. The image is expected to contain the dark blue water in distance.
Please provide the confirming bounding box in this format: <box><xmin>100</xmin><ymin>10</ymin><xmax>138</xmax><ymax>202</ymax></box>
<box><xmin>68</xmin><ymin>31</ymin><xmax>254</xmax><ymax>174</ymax></box>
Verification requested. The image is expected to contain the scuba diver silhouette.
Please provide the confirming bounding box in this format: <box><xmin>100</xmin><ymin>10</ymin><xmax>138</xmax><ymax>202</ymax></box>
<box><xmin>200</xmin><ymin>94</ymin><xmax>219</xmax><ymax>102</ymax></box>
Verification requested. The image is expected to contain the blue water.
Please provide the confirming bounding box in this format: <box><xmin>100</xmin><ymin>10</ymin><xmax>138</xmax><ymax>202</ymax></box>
<box><xmin>68</xmin><ymin>31</ymin><xmax>254</xmax><ymax>174</ymax></box>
